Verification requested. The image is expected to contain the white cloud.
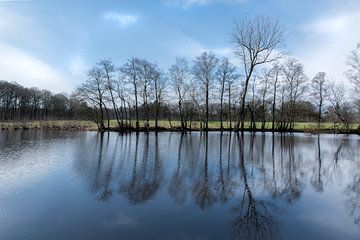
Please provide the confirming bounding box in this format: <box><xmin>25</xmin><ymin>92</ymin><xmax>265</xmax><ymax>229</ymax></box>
<box><xmin>168</xmin><ymin>0</ymin><xmax>246</xmax><ymax>9</ymax></box>
<box><xmin>0</xmin><ymin>6</ymin><xmax>88</xmax><ymax>93</ymax></box>
<box><xmin>295</xmin><ymin>8</ymin><xmax>360</xmax><ymax>85</ymax></box>
<box><xmin>303</xmin><ymin>15</ymin><xmax>349</xmax><ymax>35</ymax></box>
<box><xmin>102</xmin><ymin>12</ymin><xmax>140</xmax><ymax>28</ymax></box>
<box><xmin>170</xmin><ymin>33</ymin><xmax>240</xmax><ymax>65</ymax></box>
<box><xmin>0</xmin><ymin>42</ymin><xmax>73</xmax><ymax>93</ymax></box>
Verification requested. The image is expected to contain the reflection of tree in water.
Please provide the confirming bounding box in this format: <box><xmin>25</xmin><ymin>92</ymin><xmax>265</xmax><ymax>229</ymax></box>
<box><xmin>231</xmin><ymin>133</ymin><xmax>278</xmax><ymax>240</ymax></box>
<box><xmin>97</xmin><ymin>132</ymin><xmax>119</xmax><ymax>201</ymax></box>
<box><xmin>214</xmin><ymin>132</ymin><xmax>237</xmax><ymax>203</ymax></box>
<box><xmin>345</xmin><ymin>171</ymin><xmax>360</xmax><ymax>229</ymax></box>
<box><xmin>192</xmin><ymin>133</ymin><xmax>217</xmax><ymax>209</ymax></box>
<box><xmin>344</xmin><ymin>139</ymin><xmax>360</xmax><ymax>229</ymax></box>
<box><xmin>326</xmin><ymin>138</ymin><xmax>347</xmax><ymax>183</ymax></box>
<box><xmin>278</xmin><ymin>134</ymin><xmax>304</xmax><ymax>203</ymax></box>
<box><xmin>269</xmin><ymin>133</ymin><xmax>278</xmax><ymax>197</ymax></box>
<box><xmin>71</xmin><ymin>131</ymin><xmax>360</xmax><ymax>237</ymax></box>
<box><xmin>119</xmin><ymin>133</ymin><xmax>163</xmax><ymax>204</ymax></box>
<box><xmin>310</xmin><ymin>135</ymin><xmax>323</xmax><ymax>193</ymax></box>
<box><xmin>168</xmin><ymin>133</ymin><xmax>188</xmax><ymax>204</ymax></box>
<box><xmin>84</xmin><ymin>132</ymin><xmax>118</xmax><ymax>201</ymax></box>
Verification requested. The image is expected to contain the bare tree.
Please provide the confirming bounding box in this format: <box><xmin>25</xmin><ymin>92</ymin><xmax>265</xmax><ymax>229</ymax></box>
<box><xmin>192</xmin><ymin>52</ymin><xmax>219</xmax><ymax>130</ymax></box>
<box><xmin>311</xmin><ymin>72</ymin><xmax>328</xmax><ymax>129</ymax></box>
<box><xmin>269</xmin><ymin>63</ymin><xmax>281</xmax><ymax>131</ymax></box>
<box><xmin>328</xmin><ymin>82</ymin><xmax>355</xmax><ymax>133</ymax></box>
<box><xmin>248</xmin><ymin>75</ymin><xmax>258</xmax><ymax>130</ymax></box>
<box><xmin>216</xmin><ymin>57</ymin><xmax>237</xmax><ymax>129</ymax></box>
<box><xmin>281</xmin><ymin>58</ymin><xmax>307</xmax><ymax>130</ymax></box>
<box><xmin>189</xmin><ymin>79</ymin><xmax>204</xmax><ymax>129</ymax></box>
<box><xmin>225</xmin><ymin>70</ymin><xmax>239</xmax><ymax>129</ymax></box>
<box><xmin>77</xmin><ymin>66</ymin><xmax>107</xmax><ymax>130</ymax></box>
<box><xmin>121</xmin><ymin>58</ymin><xmax>141</xmax><ymax>129</ymax></box>
<box><xmin>232</xmin><ymin>16</ymin><xmax>284</xmax><ymax>130</ymax></box>
<box><xmin>97</xmin><ymin>59</ymin><xmax>121</xmax><ymax>128</ymax></box>
<box><xmin>115</xmin><ymin>76</ymin><xmax>131</xmax><ymax>128</ymax></box>
<box><xmin>258</xmin><ymin>69</ymin><xmax>271</xmax><ymax>130</ymax></box>
<box><xmin>345</xmin><ymin>44</ymin><xmax>360</xmax><ymax>92</ymax></box>
<box><xmin>169</xmin><ymin>57</ymin><xmax>191</xmax><ymax>130</ymax></box>
<box><xmin>345</xmin><ymin>44</ymin><xmax>360</xmax><ymax>132</ymax></box>
<box><xmin>150</xmin><ymin>63</ymin><xmax>165</xmax><ymax>129</ymax></box>
<box><xmin>138</xmin><ymin>59</ymin><xmax>153</xmax><ymax>130</ymax></box>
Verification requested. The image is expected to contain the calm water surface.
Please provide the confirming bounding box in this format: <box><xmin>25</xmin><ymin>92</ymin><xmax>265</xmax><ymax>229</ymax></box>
<box><xmin>1</xmin><ymin>130</ymin><xmax>360</xmax><ymax>240</ymax></box>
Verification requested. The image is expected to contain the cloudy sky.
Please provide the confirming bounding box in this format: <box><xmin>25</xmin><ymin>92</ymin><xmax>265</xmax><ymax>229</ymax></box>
<box><xmin>0</xmin><ymin>0</ymin><xmax>359</xmax><ymax>93</ymax></box>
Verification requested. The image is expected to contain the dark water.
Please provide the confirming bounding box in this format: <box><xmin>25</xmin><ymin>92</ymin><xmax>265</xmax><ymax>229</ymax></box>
<box><xmin>1</xmin><ymin>131</ymin><xmax>360</xmax><ymax>240</ymax></box>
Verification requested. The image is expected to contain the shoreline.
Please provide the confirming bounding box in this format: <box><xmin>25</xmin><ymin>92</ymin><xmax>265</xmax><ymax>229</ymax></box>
<box><xmin>0</xmin><ymin>120</ymin><xmax>359</xmax><ymax>135</ymax></box>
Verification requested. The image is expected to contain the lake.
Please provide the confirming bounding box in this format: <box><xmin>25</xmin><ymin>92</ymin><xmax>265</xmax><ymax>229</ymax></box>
<box><xmin>0</xmin><ymin>130</ymin><xmax>360</xmax><ymax>240</ymax></box>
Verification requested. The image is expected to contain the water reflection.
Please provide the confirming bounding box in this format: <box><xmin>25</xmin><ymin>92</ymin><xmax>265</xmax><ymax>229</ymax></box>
<box><xmin>231</xmin><ymin>133</ymin><xmax>278</xmax><ymax>240</ymax></box>
<box><xmin>3</xmin><ymin>131</ymin><xmax>360</xmax><ymax>239</ymax></box>
<box><xmin>71</xmin><ymin>131</ymin><xmax>360</xmax><ymax>239</ymax></box>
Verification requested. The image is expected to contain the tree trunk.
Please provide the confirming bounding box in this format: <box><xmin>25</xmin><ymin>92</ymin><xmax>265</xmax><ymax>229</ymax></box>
<box><xmin>106</xmin><ymin>75</ymin><xmax>121</xmax><ymax>128</ymax></box>
<box><xmin>237</xmin><ymin>65</ymin><xmax>254</xmax><ymax>130</ymax></box>
<box><xmin>220</xmin><ymin>77</ymin><xmax>225</xmax><ymax>130</ymax></box>
<box><xmin>205</xmin><ymin>82</ymin><xmax>209</xmax><ymax>130</ymax></box>
<box><xmin>178</xmin><ymin>101</ymin><xmax>185</xmax><ymax>130</ymax></box>
<box><xmin>228</xmin><ymin>86</ymin><xmax>232</xmax><ymax>129</ymax></box>
<box><xmin>154</xmin><ymin>81</ymin><xmax>159</xmax><ymax>129</ymax></box>
<box><xmin>272</xmin><ymin>85</ymin><xmax>277</xmax><ymax>131</ymax></box>
<box><xmin>318</xmin><ymin>98</ymin><xmax>323</xmax><ymax>129</ymax></box>
<box><xmin>133</xmin><ymin>78</ymin><xmax>139</xmax><ymax>129</ymax></box>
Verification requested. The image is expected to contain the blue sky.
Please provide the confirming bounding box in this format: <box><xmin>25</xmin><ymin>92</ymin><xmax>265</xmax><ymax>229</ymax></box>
<box><xmin>0</xmin><ymin>0</ymin><xmax>359</xmax><ymax>93</ymax></box>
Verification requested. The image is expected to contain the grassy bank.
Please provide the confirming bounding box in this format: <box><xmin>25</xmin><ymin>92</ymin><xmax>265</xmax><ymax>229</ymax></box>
<box><xmin>0</xmin><ymin>120</ymin><xmax>96</xmax><ymax>131</ymax></box>
<box><xmin>0</xmin><ymin>120</ymin><xmax>358</xmax><ymax>134</ymax></box>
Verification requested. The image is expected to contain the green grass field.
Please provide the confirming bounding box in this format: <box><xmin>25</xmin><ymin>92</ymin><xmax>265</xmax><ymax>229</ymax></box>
<box><xmin>0</xmin><ymin>119</ymin><xmax>358</xmax><ymax>133</ymax></box>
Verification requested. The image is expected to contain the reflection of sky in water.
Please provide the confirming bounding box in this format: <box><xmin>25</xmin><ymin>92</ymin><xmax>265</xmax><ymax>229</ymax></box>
<box><xmin>0</xmin><ymin>131</ymin><xmax>360</xmax><ymax>240</ymax></box>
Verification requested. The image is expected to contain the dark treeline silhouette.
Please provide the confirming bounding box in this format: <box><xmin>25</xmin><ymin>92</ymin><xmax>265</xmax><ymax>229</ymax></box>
<box><xmin>1</xmin><ymin>16</ymin><xmax>360</xmax><ymax>132</ymax></box>
<box><xmin>0</xmin><ymin>80</ymin><xmax>91</xmax><ymax>121</ymax></box>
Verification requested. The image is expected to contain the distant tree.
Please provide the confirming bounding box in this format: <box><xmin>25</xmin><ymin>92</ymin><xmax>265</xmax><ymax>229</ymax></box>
<box><xmin>41</xmin><ymin>90</ymin><xmax>52</xmax><ymax>119</ymax></box>
<box><xmin>224</xmin><ymin>67</ymin><xmax>239</xmax><ymax>130</ymax></box>
<box><xmin>328</xmin><ymin>82</ymin><xmax>355</xmax><ymax>133</ymax></box>
<box><xmin>189</xmin><ymin>79</ymin><xmax>203</xmax><ymax>129</ymax></box>
<box><xmin>258</xmin><ymin>69</ymin><xmax>271</xmax><ymax>130</ymax></box>
<box><xmin>345</xmin><ymin>44</ymin><xmax>360</xmax><ymax>92</ymax></box>
<box><xmin>169</xmin><ymin>57</ymin><xmax>191</xmax><ymax>130</ymax></box>
<box><xmin>232</xmin><ymin>16</ymin><xmax>284</xmax><ymax>130</ymax></box>
<box><xmin>216</xmin><ymin>57</ymin><xmax>237</xmax><ymax>129</ymax></box>
<box><xmin>149</xmin><ymin>62</ymin><xmax>165</xmax><ymax>129</ymax></box>
<box><xmin>269</xmin><ymin>63</ymin><xmax>281</xmax><ymax>131</ymax></box>
<box><xmin>248</xmin><ymin>75</ymin><xmax>259</xmax><ymax>130</ymax></box>
<box><xmin>311</xmin><ymin>72</ymin><xmax>328</xmax><ymax>128</ymax></box>
<box><xmin>193</xmin><ymin>52</ymin><xmax>219</xmax><ymax>130</ymax></box>
<box><xmin>121</xmin><ymin>58</ymin><xmax>142</xmax><ymax>129</ymax></box>
<box><xmin>345</xmin><ymin>44</ymin><xmax>360</xmax><ymax>131</ymax></box>
<box><xmin>77</xmin><ymin>66</ymin><xmax>107</xmax><ymax>130</ymax></box>
<box><xmin>51</xmin><ymin>93</ymin><xmax>69</xmax><ymax>118</ymax></box>
<box><xmin>115</xmin><ymin>73</ymin><xmax>131</xmax><ymax>128</ymax></box>
<box><xmin>97</xmin><ymin>59</ymin><xmax>121</xmax><ymax>128</ymax></box>
<box><xmin>138</xmin><ymin>59</ymin><xmax>153</xmax><ymax>129</ymax></box>
<box><xmin>281</xmin><ymin>58</ymin><xmax>307</xmax><ymax>130</ymax></box>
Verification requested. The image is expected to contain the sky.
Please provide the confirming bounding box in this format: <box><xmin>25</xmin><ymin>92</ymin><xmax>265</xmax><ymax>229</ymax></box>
<box><xmin>0</xmin><ymin>0</ymin><xmax>360</xmax><ymax>93</ymax></box>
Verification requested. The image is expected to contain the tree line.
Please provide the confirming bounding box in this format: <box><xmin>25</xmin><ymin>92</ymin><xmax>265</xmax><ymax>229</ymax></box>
<box><xmin>77</xmin><ymin>17</ymin><xmax>360</xmax><ymax>132</ymax></box>
<box><xmin>1</xmin><ymin>16</ymin><xmax>360</xmax><ymax>132</ymax></box>
<box><xmin>0</xmin><ymin>80</ymin><xmax>91</xmax><ymax>121</ymax></box>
